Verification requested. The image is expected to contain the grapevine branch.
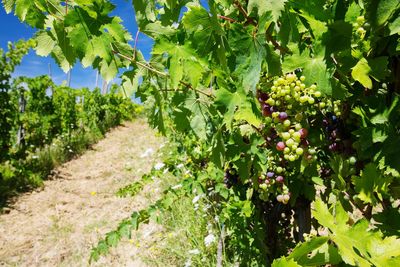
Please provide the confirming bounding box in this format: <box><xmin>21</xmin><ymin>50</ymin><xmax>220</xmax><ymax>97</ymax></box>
<box><xmin>111</xmin><ymin>49</ymin><xmax>213</xmax><ymax>98</ymax></box>
<box><xmin>233</xmin><ymin>0</ymin><xmax>257</xmax><ymax>26</ymax></box>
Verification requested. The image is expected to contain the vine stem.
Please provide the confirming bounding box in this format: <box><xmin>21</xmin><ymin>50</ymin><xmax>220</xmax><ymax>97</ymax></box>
<box><xmin>217</xmin><ymin>15</ymin><xmax>237</xmax><ymax>23</ymax></box>
<box><xmin>112</xmin><ymin>50</ymin><xmax>214</xmax><ymax>98</ymax></box>
<box><xmin>233</xmin><ymin>0</ymin><xmax>257</xmax><ymax>26</ymax></box>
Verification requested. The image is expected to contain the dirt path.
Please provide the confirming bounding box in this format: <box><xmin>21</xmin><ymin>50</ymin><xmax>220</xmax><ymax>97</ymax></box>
<box><xmin>0</xmin><ymin>120</ymin><xmax>163</xmax><ymax>267</ymax></box>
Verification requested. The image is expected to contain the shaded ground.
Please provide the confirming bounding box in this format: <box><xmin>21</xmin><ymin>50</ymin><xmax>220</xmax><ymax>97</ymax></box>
<box><xmin>0</xmin><ymin>120</ymin><xmax>163</xmax><ymax>266</ymax></box>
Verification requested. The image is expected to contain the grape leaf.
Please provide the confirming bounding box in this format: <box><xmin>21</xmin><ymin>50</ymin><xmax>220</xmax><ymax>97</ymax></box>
<box><xmin>215</xmin><ymin>87</ymin><xmax>261</xmax><ymax>129</ymax></box>
<box><xmin>35</xmin><ymin>31</ymin><xmax>56</xmax><ymax>57</ymax></box>
<box><xmin>352</xmin><ymin>58</ymin><xmax>372</xmax><ymax>88</ymax></box>
<box><xmin>272</xmin><ymin>257</ymin><xmax>301</xmax><ymax>267</ymax></box>
<box><xmin>247</xmin><ymin>0</ymin><xmax>288</xmax><ymax>22</ymax></box>
<box><xmin>389</xmin><ymin>16</ymin><xmax>400</xmax><ymax>35</ymax></box>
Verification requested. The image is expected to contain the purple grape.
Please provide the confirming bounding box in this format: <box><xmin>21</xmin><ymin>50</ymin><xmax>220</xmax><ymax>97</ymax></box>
<box><xmin>267</xmin><ymin>172</ymin><xmax>275</xmax><ymax>178</ymax></box>
<box><xmin>329</xmin><ymin>143</ymin><xmax>338</xmax><ymax>151</ymax></box>
<box><xmin>275</xmin><ymin>176</ymin><xmax>284</xmax><ymax>183</ymax></box>
<box><xmin>322</xmin><ymin>119</ymin><xmax>329</xmax><ymax>126</ymax></box>
<box><xmin>279</xmin><ymin>112</ymin><xmax>288</xmax><ymax>120</ymax></box>
<box><xmin>258</xmin><ymin>91</ymin><xmax>269</xmax><ymax>101</ymax></box>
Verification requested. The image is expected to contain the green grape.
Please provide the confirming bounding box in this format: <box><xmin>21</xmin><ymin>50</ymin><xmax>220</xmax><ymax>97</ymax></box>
<box><xmin>283</xmin><ymin>119</ymin><xmax>291</xmax><ymax>127</ymax></box>
<box><xmin>286</xmin><ymin>138</ymin><xmax>295</xmax><ymax>147</ymax></box>
<box><xmin>282</xmin><ymin>132</ymin><xmax>291</xmax><ymax>140</ymax></box>
<box><xmin>276</xmin><ymin>167</ymin><xmax>284</xmax><ymax>173</ymax></box>
<box><xmin>296</xmin><ymin>147</ymin><xmax>304</xmax><ymax>155</ymax></box>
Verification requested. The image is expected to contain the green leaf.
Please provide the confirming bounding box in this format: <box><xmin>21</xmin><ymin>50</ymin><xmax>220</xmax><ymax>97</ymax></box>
<box><xmin>248</xmin><ymin>0</ymin><xmax>288</xmax><ymax>22</ymax></box>
<box><xmin>2</xmin><ymin>0</ymin><xmax>15</xmax><ymax>13</ymax></box>
<box><xmin>288</xmin><ymin>236</ymin><xmax>329</xmax><ymax>260</ymax></box>
<box><xmin>353</xmin><ymin>163</ymin><xmax>392</xmax><ymax>205</ymax></box>
<box><xmin>215</xmin><ymin>88</ymin><xmax>261</xmax><ymax>128</ymax></box>
<box><xmin>35</xmin><ymin>31</ymin><xmax>56</xmax><ymax>57</ymax></box>
<box><xmin>366</xmin><ymin>0</ymin><xmax>400</xmax><ymax>28</ymax></box>
<box><xmin>351</xmin><ymin>58</ymin><xmax>372</xmax><ymax>89</ymax></box>
<box><xmin>210</xmin><ymin>129</ymin><xmax>225</xmax><ymax>169</ymax></box>
<box><xmin>105</xmin><ymin>232</ymin><xmax>120</xmax><ymax>247</ymax></box>
<box><xmin>272</xmin><ymin>257</ymin><xmax>301</xmax><ymax>267</ymax></box>
<box><xmin>389</xmin><ymin>16</ymin><xmax>400</xmax><ymax>35</ymax></box>
<box><xmin>283</xmin><ymin>44</ymin><xmax>332</xmax><ymax>95</ymax></box>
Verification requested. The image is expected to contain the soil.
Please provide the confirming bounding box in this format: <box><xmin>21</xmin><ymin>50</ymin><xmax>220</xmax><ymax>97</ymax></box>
<box><xmin>0</xmin><ymin>120</ymin><xmax>163</xmax><ymax>267</ymax></box>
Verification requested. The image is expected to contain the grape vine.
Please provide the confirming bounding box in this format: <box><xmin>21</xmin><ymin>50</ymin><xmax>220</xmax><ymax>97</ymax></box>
<box><xmin>3</xmin><ymin>0</ymin><xmax>400</xmax><ymax>266</ymax></box>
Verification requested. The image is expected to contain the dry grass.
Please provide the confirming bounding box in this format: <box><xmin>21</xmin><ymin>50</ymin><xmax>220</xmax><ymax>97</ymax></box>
<box><xmin>0</xmin><ymin>119</ymin><xmax>163</xmax><ymax>267</ymax></box>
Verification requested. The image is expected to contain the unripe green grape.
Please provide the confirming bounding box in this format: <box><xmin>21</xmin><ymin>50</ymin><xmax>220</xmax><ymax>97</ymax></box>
<box><xmin>284</xmin><ymin>147</ymin><xmax>290</xmax><ymax>154</ymax></box>
<box><xmin>295</xmin><ymin>86</ymin><xmax>301</xmax><ymax>91</ymax></box>
<box><xmin>286</xmin><ymin>138</ymin><xmax>295</xmax><ymax>147</ymax></box>
<box><xmin>300</xmin><ymin>76</ymin><xmax>306</xmax><ymax>81</ymax></box>
<box><xmin>273</xmin><ymin>81</ymin><xmax>278</xmax><ymax>86</ymax></box>
<box><xmin>296</xmin><ymin>147</ymin><xmax>304</xmax><ymax>155</ymax></box>
<box><xmin>300</xmin><ymin>83</ymin><xmax>306</xmax><ymax>89</ymax></box>
<box><xmin>267</xmin><ymin>98</ymin><xmax>275</xmax><ymax>105</ymax></box>
<box><xmin>288</xmin><ymin>129</ymin><xmax>295</xmax><ymax>134</ymax></box>
<box><xmin>291</xmin><ymin>144</ymin><xmax>298</xmax><ymax>151</ymax></box>
<box><xmin>277</xmin><ymin>78</ymin><xmax>285</xmax><ymax>85</ymax></box>
<box><xmin>308</xmin><ymin>148</ymin><xmax>316</xmax><ymax>155</ymax></box>
<box><xmin>284</xmin><ymin>85</ymin><xmax>290</xmax><ymax>90</ymax></box>
<box><xmin>260</xmin><ymin>183</ymin><xmax>268</xmax><ymax>190</ymax></box>
<box><xmin>310</xmin><ymin>84</ymin><xmax>317</xmax><ymax>90</ymax></box>
<box><xmin>276</xmin><ymin>166</ymin><xmax>284</xmax><ymax>173</ymax></box>
<box><xmin>296</xmin><ymin>80</ymin><xmax>301</xmax><ymax>86</ymax></box>
<box><xmin>288</xmin><ymin>154</ymin><xmax>296</xmax><ymax>161</ymax></box>
<box><xmin>300</xmin><ymin>96</ymin><xmax>307</xmax><ymax>103</ymax></box>
<box><xmin>349</xmin><ymin>156</ymin><xmax>357</xmax><ymax>165</ymax></box>
<box><xmin>276</xmin><ymin>100</ymin><xmax>281</xmax><ymax>106</ymax></box>
<box><xmin>294</xmin><ymin>123</ymin><xmax>302</xmax><ymax>131</ymax></box>
<box><xmin>277</xmin><ymin>195</ymin><xmax>284</xmax><ymax>202</ymax></box>
<box><xmin>272</xmin><ymin>112</ymin><xmax>279</xmax><ymax>118</ymax></box>
<box><xmin>283</xmin><ymin>119</ymin><xmax>291</xmax><ymax>127</ymax></box>
<box><xmin>284</xmin><ymin>154</ymin><xmax>290</xmax><ymax>160</ymax></box>
<box><xmin>314</xmin><ymin>91</ymin><xmax>322</xmax><ymax>97</ymax></box>
<box><xmin>308</xmin><ymin>97</ymin><xmax>315</xmax><ymax>104</ymax></box>
<box><xmin>290</xmin><ymin>83</ymin><xmax>295</xmax><ymax>88</ymax></box>
<box><xmin>319</xmin><ymin>102</ymin><xmax>326</xmax><ymax>108</ymax></box>
<box><xmin>282</xmin><ymin>132</ymin><xmax>291</xmax><ymax>140</ymax></box>
<box><xmin>292</xmin><ymin>132</ymin><xmax>301</xmax><ymax>142</ymax></box>
<box><xmin>287</xmin><ymin>104</ymin><xmax>293</xmax><ymax>109</ymax></box>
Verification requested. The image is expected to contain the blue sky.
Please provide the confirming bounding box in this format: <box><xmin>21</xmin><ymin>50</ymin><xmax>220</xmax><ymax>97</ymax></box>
<box><xmin>0</xmin><ymin>0</ymin><xmax>154</xmax><ymax>89</ymax></box>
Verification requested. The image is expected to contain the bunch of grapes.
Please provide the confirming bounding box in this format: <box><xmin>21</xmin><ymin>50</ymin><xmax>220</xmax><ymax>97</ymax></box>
<box><xmin>256</xmin><ymin>73</ymin><xmax>342</xmax><ymax>204</ymax></box>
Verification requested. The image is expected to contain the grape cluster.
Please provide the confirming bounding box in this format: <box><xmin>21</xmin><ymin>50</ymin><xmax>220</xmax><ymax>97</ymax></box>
<box><xmin>256</xmin><ymin>73</ymin><xmax>344</xmax><ymax>204</ymax></box>
<box><xmin>258</xmin><ymin>168</ymin><xmax>291</xmax><ymax>204</ymax></box>
<box><xmin>353</xmin><ymin>16</ymin><xmax>369</xmax><ymax>39</ymax></box>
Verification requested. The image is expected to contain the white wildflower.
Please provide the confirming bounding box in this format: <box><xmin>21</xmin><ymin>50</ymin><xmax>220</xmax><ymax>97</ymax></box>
<box><xmin>171</xmin><ymin>184</ymin><xmax>182</xmax><ymax>190</ymax></box>
<box><xmin>204</xmin><ymin>233</ymin><xmax>216</xmax><ymax>247</ymax></box>
<box><xmin>32</xmin><ymin>155</ymin><xmax>39</xmax><ymax>159</ymax></box>
<box><xmin>177</xmin><ymin>163</ymin><xmax>184</xmax><ymax>169</ymax></box>
<box><xmin>140</xmin><ymin>148</ymin><xmax>154</xmax><ymax>158</ymax></box>
<box><xmin>192</xmin><ymin>195</ymin><xmax>201</xmax><ymax>204</ymax></box>
<box><xmin>194</xmin><ymin>203</ymin><xmax>199</xmax><ymax>211</ymax></box>
<box><xmin>188</xmin><ymin>249</ymin><xmax>200</xmax><ymax>255</ymax></box>
<box><xmin>154</xmin><ymin>162</ymin><xmax>165</xmax><ymax>170</ymax></box>
<box><xmin>184</xmin><ymin>258</ymin><xmax>192</xmax><ymax>267</ymax></box>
